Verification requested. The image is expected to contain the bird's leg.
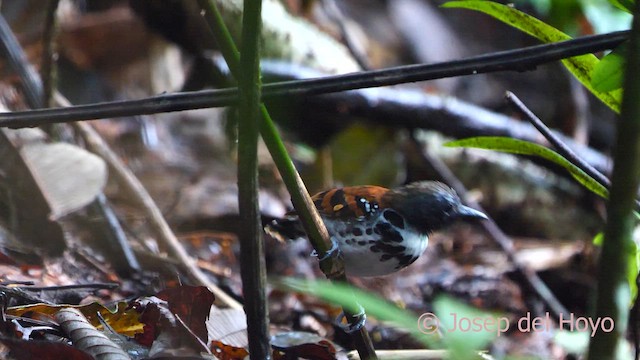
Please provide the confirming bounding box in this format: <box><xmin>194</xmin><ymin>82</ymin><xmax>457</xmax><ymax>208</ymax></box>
<box><xmin>311</xmin><ymin>238</ymin><xmax>341</xmax><ymax>261</ymax></box>
<box><xmin>311</xmin><ymin>238</ymin><xmax>345</xmax><ymax>279</ymax></box>
<box><xmin>336</xmin><ymin>303</ymin><xmax>366</xmax><ymax>333</ymax></box>
<box><xmin>311</xmin><ymin>234</ymin><xmax>364</xmax><ymax>331</ymax></box>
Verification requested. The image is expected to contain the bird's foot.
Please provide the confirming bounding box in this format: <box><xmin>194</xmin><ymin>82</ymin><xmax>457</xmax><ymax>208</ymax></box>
<box><xmin>311</xmin><ymin>238</ymin><xmax>341</xmax><ymax>262</ymax></box>
<box><xmin>336</xmin><ymin>304</ymin><xmax>366</xmax><ymax>333</ymax></box>
<box><xmin>312</xmin><ymin>239</ymin><xmax>345</xmax><ymax>280</ymax></box>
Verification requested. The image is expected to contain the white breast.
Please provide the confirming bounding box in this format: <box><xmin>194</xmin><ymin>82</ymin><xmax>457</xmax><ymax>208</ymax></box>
<box><xmin>325</xmin><ymin>210</ymin><xmax>429</xmax><ymax>277</ymax></box>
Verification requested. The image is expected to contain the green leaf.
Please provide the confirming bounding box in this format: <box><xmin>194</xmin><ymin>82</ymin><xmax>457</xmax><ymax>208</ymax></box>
<box><xmin>592</xmin><ymin>45</ymin><xmax>627</xmax><ymax>92</ymax></box>
<box><xmin>583</xmin><ymin>1</ymin><xmax>633</xmax><ymax>33</ymax></box>
<box><xmin>443</xmin><ymin>1</ymin><xmax>570</xmax><ymax>42</ymax></box>
<box><xmin>608</xmin><ymin>0</ymin><xmax>635</xmax><ymax>13</ymax></box>
<box><xmin>434</xmin><ymin>297</ymin><xmax>501</xmax><ymax>360</ymax></box>
<box><xmin>554</xmin><ymin>330</ymin><xmax>589</xmax><ymax>355</ymax></box>
<box><xmin>628</xmin><ymin>245</ymin><xmax>638</xmax><ymax>303</ymax></box>
<box><xmin>274</xmin><ymin>277</ymin><xmax>439</xmax><ymax>348</ymax></box>
<box><xmin>444</xmin><ymin>137</ymin><xmax>609</xmax><ymax>198</ymax></box>
<box><xmin>593</xmin><ymin>232</ymin><xmax>604</xmax><ymax>246</ymax></box>
<box><xmin>276</xmin><ymin>278</ymin><xmax>504</xmax><ymax>357</ymax></box>
<box><xmin>442</xmin><ymin>1</ymin><xmax>622</xmax><ymax>113</ymax></box>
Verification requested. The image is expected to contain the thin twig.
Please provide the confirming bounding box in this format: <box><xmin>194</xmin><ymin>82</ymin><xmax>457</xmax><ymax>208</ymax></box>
<box><xmin>346</xmin><ymin>349</ymin><xmax>495</xmax><ymax>360</ymax></box>
<box><xmin>0</xmin><ymin>281</ymin><xmax>34</xmax><ymax>286</ymax></box>
<box><xmin>174</xmin><ymin>314</ymin><xmax>212</xmax><ymax>354</ymax></box>
<box><xmin>55</xmin><ymin>93</ymin><xmax>242</xmax><ymax>311</ymax></box>
<box><xmin>90</xmin><ymin>193</ymin><xmax>142</xmax><ymax>276</ymax></box>
<box><xmin>0</xmin><ymin>14</ymin><xmax>43</xmax><ymax>108</ymax></box>
<box><xmin>0</xmin><ymin>31</ymin><xmax>629</xmax><ymax>128</ymax></box>
<box><xmin>0</xmin><ymin>286</ymin><xmax>54</xmax><ymax>305</ymax></box>
<box><xmin>41</xmin><ymin>0</ymin><xmax>61</xmax><ymax>107</ymax></box>
<box><xmin>408</xmin><ymin>135</ymin><xmax>569</xmax><ymax>319</ymax></box>
<box><xmin>505</xmin><ymin>91</ymin><xmax>611</xmax><ymax>188</ymax></box>
<box><xmin>322</xmin><ymin>0</ymin><xmax>370</xmax><ymax>70</ymax></box>
<box><xmin>6</xmin><ymin>314</ymin><xmax>61</xmax><ymax>329</ymax></box>
<box><xmin>506</xmin><ymin>91</ymin><xmax>640</xmax><ymax>211</ymax></box>
<box><xmin>16</xmin><ymin>283</ymin><xmax>119</xmax><ymax>291</ymax></box>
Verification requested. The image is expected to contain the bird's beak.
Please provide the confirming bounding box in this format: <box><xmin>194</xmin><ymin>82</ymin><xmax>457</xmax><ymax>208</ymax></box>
<box><xmin>456</xmin><ymin>205</ymin><xmax>489</xmax><ymax>220</ymax></box>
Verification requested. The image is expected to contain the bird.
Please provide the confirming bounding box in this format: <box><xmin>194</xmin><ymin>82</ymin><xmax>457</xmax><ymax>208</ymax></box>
<box><xmin>266</xmin><ymin>181</ymin><xmax>488</xmax><ymax>277</ymax></box>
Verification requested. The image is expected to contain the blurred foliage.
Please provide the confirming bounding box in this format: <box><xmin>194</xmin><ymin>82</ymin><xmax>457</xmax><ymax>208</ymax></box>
<box><xmin>513</xmin><ymin>0</ymin><xmax>632</xmax><ymax>93</ymax></box>
<box><xmin>515</xmin><ymin>0</ymin><xmax>632</xmax><ymax>34</ymax></box>
<box><xmin>443</xmin><ymin>1</ymin><xmax>623</xmax><ymax>112</ymax></box>
<box><xmin>592</xmin><ymin>44</ymin><xmax>626</xmax><ymax>92</ymax></box>
<box><xmin>445</xmin><ymin>136</ymin><xmax>608</xmax><ymax>198</ymax></box>
<box><xmin>277</xmin><ymin>277</ymin><xmax>499</xmax><ymax>357</ymax></box>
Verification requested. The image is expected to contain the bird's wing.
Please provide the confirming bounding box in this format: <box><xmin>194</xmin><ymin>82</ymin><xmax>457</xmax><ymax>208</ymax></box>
<box><xmin>311</xmin><ymin>185</ymin><xmax>389</xmax><ymax>219</ymax></box>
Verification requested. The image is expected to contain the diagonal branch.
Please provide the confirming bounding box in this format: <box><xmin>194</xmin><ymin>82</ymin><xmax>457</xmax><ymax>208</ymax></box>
<box><xmin>505</xmin><ymin>91</ymin><xmax>611</xmax><ymax>189</ymax></box>
<box><xmin>0</xmin><ymin>31</ymin><xmax>629</xmax><ymax>128</ymax></box>
<box><xmin>196</xmin><ymin>0</ymin><xmax>377</xmax><ymax>358</ymax></box>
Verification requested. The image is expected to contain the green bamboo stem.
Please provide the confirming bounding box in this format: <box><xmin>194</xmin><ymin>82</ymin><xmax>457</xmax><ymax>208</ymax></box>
<box><xmin>236</xmin><ymin>0</ymin><xmax>269</xmax><ymax>358</ymax></box>
<box><xmin>587</xmin><ymin>4</ymin><xmax>640</xmax><ymax>359</ymax></box>
<box><xmin>196</xmin><ymin>0</ymin><xmax>335</xmax><ymax>284</ymax></box>
<box><xmin>197</xmin><ymin>1</ymin><xmax>377</xmax><ymax>358</ymax></box>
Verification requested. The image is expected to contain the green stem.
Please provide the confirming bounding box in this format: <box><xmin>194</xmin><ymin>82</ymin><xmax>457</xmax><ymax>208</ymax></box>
<box><xmin>236</xmin><ymin>0</ymin><xmax>269</xmax><ymax>358</ymax></box>
<box><xmin>588</xmin><ymin>3</ymin><xmax>640</xmax><ymax>359</ymax></box>
<box><xmin>198</xmin><ymin>1</ymin><xmax>377</xmax><ymax>358</ymax></box>
<box><xmin>197</xmin><ymin>0</ymin><xmax>336</xmax><ymax>280</ymax></box>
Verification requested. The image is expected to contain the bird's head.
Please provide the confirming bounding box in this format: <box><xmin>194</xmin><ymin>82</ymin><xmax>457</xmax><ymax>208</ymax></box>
<box><xmin>384</xmin><ymin>181</ymin><xmax>487</xmax><ymax>233</ymax></box>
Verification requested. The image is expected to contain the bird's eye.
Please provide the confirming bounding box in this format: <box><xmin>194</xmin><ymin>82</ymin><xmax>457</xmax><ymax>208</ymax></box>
<box><xmin>439</xmin><ymin>198</ymin><xmax>456</xmax><ymax>216</ymax></box>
